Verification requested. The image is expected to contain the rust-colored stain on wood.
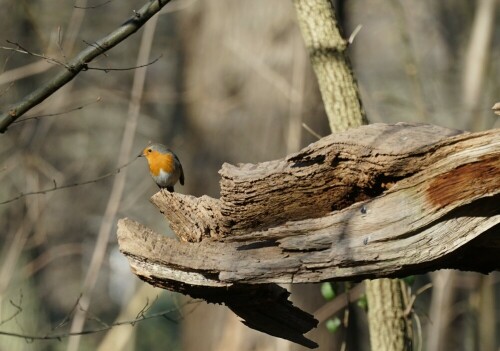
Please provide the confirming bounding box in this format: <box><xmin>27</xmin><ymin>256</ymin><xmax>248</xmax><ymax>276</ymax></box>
<box><xmin>427</xmin><ymin>155</ymin><xmax>500</xmax><ymax>209</ymax></box>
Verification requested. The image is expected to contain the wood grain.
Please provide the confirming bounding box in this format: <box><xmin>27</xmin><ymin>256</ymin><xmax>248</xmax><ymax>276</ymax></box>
<box><xmin>118</xmin><ymin>123</ymin><xmax>499</xmax><ymax>347</ymax></box>
<box><xmin>121</xmin><ymin>122</ymin><xmax>500</xmax><ymax>281</ymax></box>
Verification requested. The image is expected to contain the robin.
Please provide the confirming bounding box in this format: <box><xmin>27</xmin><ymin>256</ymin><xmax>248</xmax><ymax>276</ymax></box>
<box><xmin>140</xmin><ymin>143</ymin><xmax>184</xmax><ymax>192</ymax></box>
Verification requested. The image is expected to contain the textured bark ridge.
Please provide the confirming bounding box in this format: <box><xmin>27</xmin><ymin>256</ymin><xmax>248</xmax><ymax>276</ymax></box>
<box><xmin>118</xmin><ymin>123</ymin><xmax>500</xmax><ymax>347</ymax></box>
<box><xmin>219</xmin><ymin>122</ymin><xmax>465</xmax><ymax>236</ymax></box>
<box><xmin>292</xmin><ymin>0</ymin><xmax>368</xmax><ymax>131</ymax></box>
<box><xmin>366</xmin><ymin>279</ymin><xmax>411</xmax><ymax>351</ymax></box>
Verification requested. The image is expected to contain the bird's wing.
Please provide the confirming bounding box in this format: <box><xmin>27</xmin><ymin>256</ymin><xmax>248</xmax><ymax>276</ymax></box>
<box><xmin>175</xmin><ymin>154</ymin><xmax>185</xmax><ymax>185</ymax></box>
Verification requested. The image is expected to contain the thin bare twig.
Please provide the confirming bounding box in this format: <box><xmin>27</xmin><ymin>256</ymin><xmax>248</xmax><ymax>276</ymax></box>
<box><xmin>0</xmin><ymin>0</ymin><xmax>172</xmax><ymax>133</ymax></box>
<box><xmin>0</xmin><ymin>222</ymin><xmax>32</xmax><ymax>294</ymax></box>
<box><xmin>66</xmin><ymin>13</ymin><xmax>159</xmax><ymax>351</ymax></box>
<box><xmin>0</xmin><ymin>82</ymin><xmax>14</xmax><ymax>98</ymax></box>
<box><xmin>51</xmin><ymin>295</ymin><xmax>83</xmax><ymax>333</ymax></box>
<box><xmin>11</xmin><ymin>97</ymin><xmax>101</xmax><ymax>125</ymax></box>
<box><xmin>301</xmin><ymin>122</ymin><xmax>322</xmax><ymax>140</ymax></box>
<box><xmin>348</xmin><ymin>24</ymin><xmax>363</xmax><ymax>44</ymax></box>
<box><xmin>56</xmin><ymin>27</ymin><xmax>69</xmax><ymax>65</ymax></box>
<box><xmin>97</xmin><ymin>286</ymin><xmax>174</xmax><ymax>350</ymax></box>
<box><xmin>86</xmin><ymin>55</ymin><xmax>162</xmax><ymax>72</ymax></box>
<box><xmin>81</xmin><ymin>40</ymin><xmax>109</xmax><ymax>58</ymax></box>
<box><xmin>404</xmin><ymin>282</ymin><xmax>433</xmax><ymax>317</ymax></box>
<box><xmin>0</xmin><ymin>302</ymin><xmax>196</xmax><ymax>341</ymax></box>
<box><xmin>74</xmin><ymin>0</ymin><xmax>114</xmax><ymax>9</ymax></box>
<box><xmin>0</xmin><ymin>293</ymin><xmax>23</xmax><ymax>327</ymax></box>
<box><xmin>462</xmin><ymin>0</ymin><xmax>497</xmax><ymax>130</ymax></box>
<box><xmin>413</xmin><ymin>311</ymin><xmax>423</xmax><ymax>351</ymax></box>
<box><xmin>314</xmin><ymin>283</ymin><xmax>365</xmax><ymax>323</ymax></box>
<box><xmin>0</xmin><ymin>155</ymin><xmax>140</xmax><ymax>205</ymax></box>
<box><xmin>1</xmin><ymin>40</ymin><xmax>67</xmax><ymax>68</ymax></box>
<box><xmin>286</xmin><ymin>34</ymin><xmax>306</xmax><ymax>154</ymax></box>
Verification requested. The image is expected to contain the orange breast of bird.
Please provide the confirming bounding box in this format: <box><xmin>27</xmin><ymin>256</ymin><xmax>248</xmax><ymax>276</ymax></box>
<box><xmin>146</xmin><ymin>150</ymin><xmax>175</xmax><ymax>176</ymax></box>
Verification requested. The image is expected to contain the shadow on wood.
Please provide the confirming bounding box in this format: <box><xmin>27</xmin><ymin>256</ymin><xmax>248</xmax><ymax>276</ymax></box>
<box><xmin>117</xmin><ymin>123</ymin><xmax>500</xmax><ymax>347</ymax></box>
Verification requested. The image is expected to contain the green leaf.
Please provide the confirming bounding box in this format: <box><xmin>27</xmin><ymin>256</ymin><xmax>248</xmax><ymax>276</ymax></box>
<box><xmin>321</xmin><ymin>282</ymin><xmax>336</xmax><ymax>301</ymax></box>
<box><xmin>357</xmin><ymin>294</ymin><xmax>368</xmax><ymax>311</ymax></box>
<box><xmin>325</xmin><ymin>317</ymin><xmax>341</xmax><ymax>333</ymax></box>
<box><xmin>403</xmin><ymin>276</ymin><xmax>415</xmax><ymax>286</ymax></box>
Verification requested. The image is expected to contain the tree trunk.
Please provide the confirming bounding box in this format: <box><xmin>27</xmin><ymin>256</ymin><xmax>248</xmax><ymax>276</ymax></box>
<box><xmin>292</xmin><ymin>0</ymin><xmax>367</xmax><ymax>132</ymax></box>
<box><xmin>365</xmin><ymin>279</ymin><xmax>411</xmax><ymax>351</ymax></box>
<box><xmin>292</xmin><ymin>1</ymin><xmax>408</xmax><ymax>350</ymax></box>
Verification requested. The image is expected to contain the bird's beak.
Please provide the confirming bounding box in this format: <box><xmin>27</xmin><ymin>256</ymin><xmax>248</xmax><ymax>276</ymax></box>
<box><xmin>138</xmin><ymin>151</ymin><xmax>144</xmax><ymax>158</ymax></box>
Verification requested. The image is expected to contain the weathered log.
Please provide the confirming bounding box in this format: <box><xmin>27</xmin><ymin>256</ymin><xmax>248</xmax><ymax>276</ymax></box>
<box><xmin>117</xmin><ymin>123</ymin><xmax>499</xmax><ymax>347</ymax></box>
<box><xmin>219</xmin><ymin>122</ymin><xmax>467</xmax><ymax>236</ymax></box>
<box><xmin>117</xmin><ymin>219</ymin><xmax>319</xmax><ymax>348</ymax></box>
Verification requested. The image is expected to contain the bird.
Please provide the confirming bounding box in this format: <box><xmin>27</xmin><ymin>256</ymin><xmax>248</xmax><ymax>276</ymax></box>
<box><xmin>140</xmin><ymin>143</ymin><xmax>184</xmax><ymax>193</ymax></box>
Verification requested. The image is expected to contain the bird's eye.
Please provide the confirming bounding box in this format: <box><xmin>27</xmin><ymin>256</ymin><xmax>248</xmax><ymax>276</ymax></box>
<box><xmin>147</xmin><ymin>149</ymin><xmax>152</xmax><ymax>153</ymax></box>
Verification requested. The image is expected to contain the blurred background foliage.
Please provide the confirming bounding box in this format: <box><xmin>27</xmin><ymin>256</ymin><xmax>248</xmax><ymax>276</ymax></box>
<box><xmin>0</xmin><ymin>0</ymin><xmax>498</xmax><ymax>350</ymax></box>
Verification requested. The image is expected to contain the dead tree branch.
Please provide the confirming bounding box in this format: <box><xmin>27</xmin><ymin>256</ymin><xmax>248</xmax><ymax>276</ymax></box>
<box><xmin>0</xmin><ymin>0</ymin><xmax>171</xmax><ymax>133</ymax></box>
<box><xmin>118</xmin><ymin>123</ymin><xmax>499</xmax><ymax>347</ymax></box>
